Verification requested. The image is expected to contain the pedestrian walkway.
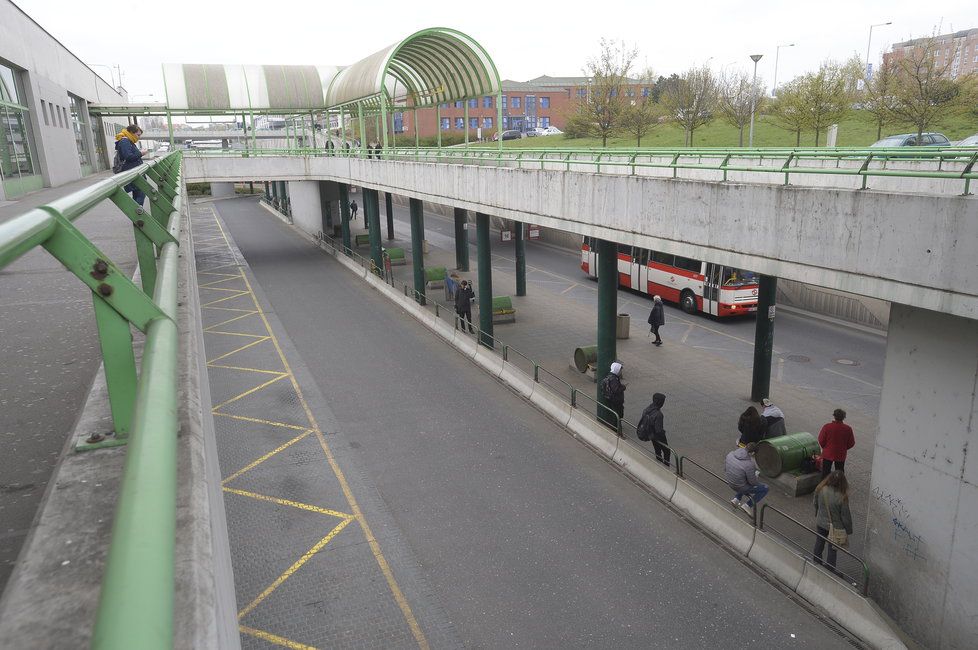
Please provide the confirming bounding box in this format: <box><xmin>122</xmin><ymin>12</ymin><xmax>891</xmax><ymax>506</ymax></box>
<box><xmin>350</xmin><ymin>204</ymin><xmax>878</xmax><ymax>560</ymax></box>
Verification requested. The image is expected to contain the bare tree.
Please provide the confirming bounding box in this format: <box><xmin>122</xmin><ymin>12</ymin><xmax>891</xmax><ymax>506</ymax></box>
<box><xmin>768</xmin><ymin>79</ymin><xmax>808</xmax><ymax>146</ymax></box>
<box><xmin>861</xmin><ymin>59</ymin><xmax>900</xmax><ymax>140</ymax></box>
<box><xmin>573</xmin><ymin>39</ymin><xmax>639</xmax><ymax>146</ymax></box>
<box><xmin>796</xmin><ymin>58</ymin><xmax>860</xmax><ymax>146</ymax></box>
<box><xmin>889</xmin><ymin>34</ymin><xmax>969</xmax><ymax>140</ymax></box>
<box><xmin>661</xmin><ymin>65</ymin><xmax>717</xmax><ymax>146</ymax></box>
<box><xmin>617</xmin><ymin>70</ymin><xmax>661</xmax><ymax>146</ymax></box>
<box><xmin>717</xmin><ymin>70</ymin><xmax>765</xmax><ymax>146</ymax></box>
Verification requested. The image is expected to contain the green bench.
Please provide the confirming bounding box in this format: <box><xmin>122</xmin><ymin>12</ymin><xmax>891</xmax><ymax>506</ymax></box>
<box><xmin>425</xmin><ymin>266</ymin><xmax>447</xmax><ymax>289</ymax></box>
<box><xmin>386</xmin><ymin>247</ymin><xmax>406</xmax><ymax>266</ymax></box>
<box><xmin>354</xmin><ymin>233</ymin><xmax>370</xmax><ymax>248</ymax></box>
<box><xmin>492</xmin><ymin>295</ymin><xmax>516</xmax><ymax>324</ymax></box>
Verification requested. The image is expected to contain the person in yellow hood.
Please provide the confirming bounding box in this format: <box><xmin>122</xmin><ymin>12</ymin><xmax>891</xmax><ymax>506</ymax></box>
<box><xmin>114</xmin><ymin>124</ymin><xmax>148</xmax><ymax>206</ymax></box>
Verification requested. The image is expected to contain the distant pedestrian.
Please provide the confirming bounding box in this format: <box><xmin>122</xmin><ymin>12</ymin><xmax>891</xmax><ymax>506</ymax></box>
<box><xmin>637</xmin><ymin>392</ymin><xmax>670</xmax><ymax>465</ymax></box>
<box><xmin>325</xmin><ymin>139</ymin><xmax>335</xmax><ymax>156</ymax></box>
<box><xmin>761</xmin><ymin>398</ymin><xmax>787</xmax><ymax>438</ymax></box>
<box><xmin>454</xmin><ymin>279</ymin><xmax>475</xmax><ymax>333</ymax></box>
<box><xmin>818</xmin><ymin>409</ymin><xmax>855</xmax><ymax>477</ymax></box>
<box><xmin>737</xmin><ymin>406</ymin><xmax>767</xmax><ymax>447</ymax></box>
<box><xmin>647</xmin><ymin>295</ymin><xmax>665</xmax><ymax>346</ymax></box>
<box><xmin>114</xmin><ymin>125</ymin><xmax>148</xmax><ymax>206</ymax></box>
<box><xmin>599</xmin><ymin>361</ymin><xmax>626</xmax><ymax>432</ymax></box>
<box><xmin>445</xmin><ymin>271</ymin><xmax>460</xmax><ymax>302</ymax></box>
<box><xmin>812</xmin><ymin>470</ymin><xmax>853</xmax><ymax>571</ymax></box>
<box><xmin>724</xmin><ymin>442</ymin><xmax>768</xmax><ymax>516</ymax></box>
<box><xmin>349</xmin><ymin>199</ymin><xmax>359</xmax><ymax>221</ymax></box>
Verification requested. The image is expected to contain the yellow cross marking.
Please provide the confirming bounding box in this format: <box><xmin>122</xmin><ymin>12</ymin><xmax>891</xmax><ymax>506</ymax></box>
<box><xmin>205</xmin><ymin>336</ymin><xmax>270</xmax><ymax>364</ymax></box>
<box><xmin>239</xmin><ymin>626</ymin><xmax>316</xmax><ymax>649</ymax></box>
<box><xmin>221</xmin><ymin>430</ymin><xmax>314</xmax><ymax>485</ymax></box>
<box><xmin>211</xmin><ymin>373</ymin><xmax>289</xmax><ymax>411</ymax></box>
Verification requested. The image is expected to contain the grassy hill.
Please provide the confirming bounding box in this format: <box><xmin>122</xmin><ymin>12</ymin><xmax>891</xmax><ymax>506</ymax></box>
<box><xmin>481</xmin><ymin>110</ymin><xmax>977</xmax><ymax>149</ymax></box>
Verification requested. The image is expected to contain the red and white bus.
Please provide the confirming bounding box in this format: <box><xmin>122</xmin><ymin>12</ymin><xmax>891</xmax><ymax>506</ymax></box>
<box><xmin>581</xmin><ymin>237</ymin><xmax>759</xmax><ymax>317</ymax></box>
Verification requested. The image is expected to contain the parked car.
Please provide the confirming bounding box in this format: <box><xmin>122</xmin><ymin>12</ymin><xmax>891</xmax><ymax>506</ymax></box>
<box><xmin>870</xmin><ymin>132</ymin><xmax>951</xmax><ymax>147</ymax></box>
<box><xmin>541</xmin><ymin>126</ymin><xmax>563</xmax><ymax>136</ymax></box>
<box><xmin>524</xmin><ymin>128</ymin><xmax>542</xmax><ymax>137</ymax></box>
<box><xmin>494</xmin><ymin>130</ymin><xmax>523</xmax><ymax>141</ymax></box>
<box><xmin>953</xmin><ymin>133</ymin><xmax>978</xmax><ymax>147</ymax></box>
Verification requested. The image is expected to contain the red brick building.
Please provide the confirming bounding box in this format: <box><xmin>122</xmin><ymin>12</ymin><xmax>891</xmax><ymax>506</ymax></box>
<box><xmin>883</xmin><ymin>28</ymin><xmax>978</xmax><ymax>79</ymax></box>
<box><xmin>393</xmin><ymin>75</ymin><xmax>653</xmax><ymax>140</ymax></box>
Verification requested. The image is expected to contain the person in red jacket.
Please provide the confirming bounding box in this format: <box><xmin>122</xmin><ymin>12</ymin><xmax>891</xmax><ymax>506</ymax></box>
<box><xmin>818</xmin><ymin>409</ymin><xmax>855</xmax><ymax>477</ymax></box>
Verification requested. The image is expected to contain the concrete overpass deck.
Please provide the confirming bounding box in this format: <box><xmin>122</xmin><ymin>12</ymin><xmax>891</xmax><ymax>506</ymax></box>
<box><xmin>198</xmin><ymin>195</ymin><xmax>857</xmax><ymax>648</ymax></box>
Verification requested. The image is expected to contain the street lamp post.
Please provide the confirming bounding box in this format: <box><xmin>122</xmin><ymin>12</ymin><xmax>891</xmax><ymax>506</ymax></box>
<box><xmin>865</xmin><ymin>22</ymin><xmax>892</xmax><ymax>79</ymax></box>
<box><xmin>748</xmin><ymin>54</ymin><xmax>763</xmax><ymax>148</ymax></box>
<box><xmin>771</xmin><ymin>43</ymin><xmax>795</xmax><ymax>96</ymax></box>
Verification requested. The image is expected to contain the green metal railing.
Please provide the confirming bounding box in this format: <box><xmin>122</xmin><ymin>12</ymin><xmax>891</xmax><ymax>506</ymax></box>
<box><xmin>186</xmin><ymin>144</ymin><xmax>978</xmax><ymax>194</ymax></box>
<box><xmin>0</xmin><ymin>152</ymin><xmax>184</xmax><ymax>649</ymax></box>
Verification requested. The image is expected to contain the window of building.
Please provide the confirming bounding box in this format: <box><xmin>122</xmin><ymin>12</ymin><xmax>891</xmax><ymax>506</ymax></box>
<box><xmin>626</xmin><ymin>88</ymin><xmax>635</xmax><ymax>97</ymax></box>
<box><xmin>526</xmin><ymin>96</ymin><xmax>536</xmax><ymax>109</ymax></box>
<box><xmin>527</xmin><ymin>117</ymin><xmax>537</xmax><ymax>129</ymax></box>
<box><xmin>0</xmin><ymin>61</ymin><xmax>42</xmax><ymax>198</ymax></box>
<box><xmin>454</xmin><ymin>101</ymin><xmax>463</xmax><ymax>109</ymax></box>
<box><xmin>41</xmin><ymin>100</ymin><xmax>50</xmax><ymax>126</ymax></box>
<box><xmin>502</xmin><ymin>116</ymin><xmax>509</xmax><ymax>128</ymax></box>
<box><xmin>501</xmin><ymin>95</ymin><xmax>508</xmax><ymax>109</ymax></box>
<box><xmin>540</xmin><ymin>117</ymin><xmax>550</xmax><ymax>128</ymax></box>
<box><xmin>454</xmin><ymin>117</ymin><xmax>464</xmax><ymax>129</ymax></box>
<box><xmin>440</xmin><ymin>117</ymin><xmax>450</xmax><ymax>130</ymax></box>
<box><xmin>642</xmin><ymin>87</ymin><xmax>650</xmax><ymax>97</ymax></box>
<box><xmin>468</xmin><ymin>98</ymin><xmax>478</xmax><ymax>108</ymax></box>
<box><xmin>483</xmin><ymin>96</ymin><xmax>492</xmax><ymax>108</ymax></box>
<box><xmin>577</xmin><ymin>88</ymin><xmax>586</xmax><ymax>97</ymax></box>
<box><xmin>609</xmin><ymin>89</ymin><xmax>618</xmax><ymax>97</ymax></box>
<box><xmin>540</xmin><ymin>97</ymin><xmax>550</xmax><ymax>108</ymax></box>
<box><xmin>511</xmin><ymin>96</ymin><xmax>521</xmax><ymax>109</ymax></box>
<box><xmin>70</xmin><ymin>95</ymin><xmax>93</xmax><ymax>174</ymax></box>
<box><xmin>469</xmin><ymin>117</ymin><xmax>478</xmax><ymax>129</ymax></box>
<box><xmin>482</xmin><ymin>117</ymin><xmax>492</xmax><ymax>128</ymax></box>
<box><xmin>440</xmin><ymin>103</ymin><xmax>449</xmax><ymax>109</ymax></box>
<box><xmin>393</xmin><ymin>112</ymin><xmax>405</xmax><ymax>133</ymax></box>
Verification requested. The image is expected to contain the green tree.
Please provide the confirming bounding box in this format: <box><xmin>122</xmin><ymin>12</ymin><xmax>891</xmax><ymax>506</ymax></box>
<box><xmin>661</xmin><ymin>65</ymin><xmax>717</xmax><ymax>146</ymax></box>
<box><xmin>889</xmin><ymin>34</ymin><xmax>970</xmax><ymax>140</ymax></box>
<box><xmin>862</xmin><ymin>59</ymin><xmax>900</xmax><ymax>140</ymax></box>
<box><xmin>717</xmin><ymin>70</ymin><xmax>765</xmax><ymax>147</ymax></box>
<box><xmin>617</xmin><ymin>70</ymin><xmax>661</xmax><ymax>146</ymax></box>
<box><xmin>768</xmin><ymin>79</ymin><xmax>808</xmax><ymax>146</ymax></box>
<box><xmin>572</xmin><ymin>39</ymin><xmax>639</xmax><ymax>146</ymax></box>
<box><xmin>796</xmin><ymin>58</ymin><xmax>860</xmax><ymax>146</ymax></box>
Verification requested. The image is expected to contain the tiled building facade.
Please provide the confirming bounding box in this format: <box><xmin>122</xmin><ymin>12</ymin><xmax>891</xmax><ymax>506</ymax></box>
<box><xmin>883</xmin><ymin>28</ymin><xmax>978</xmax><ymax>79</ymax></box>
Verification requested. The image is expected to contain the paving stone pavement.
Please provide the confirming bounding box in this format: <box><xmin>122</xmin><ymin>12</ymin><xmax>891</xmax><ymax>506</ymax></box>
<box><xmin>354</xmin><ymin>209</ymin><xmax>878</xmax><ymax>563</ymax></box>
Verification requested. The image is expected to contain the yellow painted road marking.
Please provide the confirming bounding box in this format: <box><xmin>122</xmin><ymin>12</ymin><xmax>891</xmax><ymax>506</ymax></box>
<box><xmin>205</xmin><ymin>329</ymin><xmax>268</xmax><ymax>339</ymax></box>
<box><xmin>239</xmin><ymin>625</ymin><xmax>316</xmax><ymax>649</ymax></box>
<box><xmin>204</xmin><ymin>310</ymin><xmax>259</xmax><ymax>331</ymax></box>
<box><xmin>206</xmin><ymin>336</ymin><xmax>270</xmax><ymax>364</ymax></box>
<box><xmin>221</xmin><ymin>430</ymin><xmax>314</xmax><ymax>485</ymax></box>
<box><xmin>211</xmin><ymin>373</ymin><xmax>289</xmax><ymax>411</ymax></box>
<box><xmin>208</xmin><ymin>363</ymin><xmax>286</xmax><ymax>376</ymax></box>
<box><xmin>237</xmin><ymin>516</ymin><xmax>355</xmax><ymax>620</ymax></box>
<box><xmin>198</xmin><ymin>271</ymin><xmax>240</xmax><ymax>278</ymax></box>
<box><xmin>199</xmin><ymin>284</ymin><xmax>247</xmax><ymax>293</ymax></box>
<box><xmin>201</xmin><ymin>290</ymin><xmax>251</xmax><ymax>307</ymax></box>
<box><xmin>237</xmin><ymin>266</ymin><xmax>431</xmax><ymax>650</ymax></box>
<box><xmin>199</xmin><ymin>276</ymin><xmax>245</xmax><ymax>288</ymax></box>
<box><xmin>201</xmin><ymin>305</ymin><xmax>256</xmax><ymax>313</ymax></box>
<box><xmin>223</xmin><ymin>487</ymin><xmax>352</xmax><ymax>519</ymax></box>
<box><xmin>212</xmin><ymin>412</ymin><xmax>310</xmax><ymax>432</ymax></box>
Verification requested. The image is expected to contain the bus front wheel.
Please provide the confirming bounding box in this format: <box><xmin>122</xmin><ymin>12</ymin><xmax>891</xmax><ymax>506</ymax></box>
<box><xmin>680</xmin><ymin>290</ymin><xmax>697</xmax><ymax>315</ymax></box>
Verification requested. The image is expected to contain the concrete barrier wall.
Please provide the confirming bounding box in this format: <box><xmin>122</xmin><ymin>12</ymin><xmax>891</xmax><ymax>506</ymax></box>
<box><xmin>306</xmin><ymin>224</ymin><xmax>910</xmax><ymax>649</ymax></box>
<box><xmin>183</xmin><ymin>156</ymin><xmax>978</xmax><ymax>320</ymax></box>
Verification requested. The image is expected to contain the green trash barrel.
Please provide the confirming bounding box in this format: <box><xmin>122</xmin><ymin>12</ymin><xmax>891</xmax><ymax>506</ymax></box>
<box><xmin>755</xmin><ymin>432</ymin><xmax>820</xmax><ymax>478</ymax></box>
<box><xmin>574</xmin><ymin>345</ymin><xmax>598</xmax><ymax>373</ymax></box>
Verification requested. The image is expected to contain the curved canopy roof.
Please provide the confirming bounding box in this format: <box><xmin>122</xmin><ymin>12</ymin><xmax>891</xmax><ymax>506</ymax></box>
<box><xmin>160</xmin><ymin>28</ymin><xmax>499</xmax><ymax>114</ymax></box>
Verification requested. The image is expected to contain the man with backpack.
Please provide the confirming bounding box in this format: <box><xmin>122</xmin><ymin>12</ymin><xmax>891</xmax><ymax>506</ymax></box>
<box><xmin>114</xmin><ymin>124</ymin><xmax>149</xmax><ymax>206</ymax></box>
<box><xmin>600</xmin><ymin>361</ymin><xmax>626</xmax><ymax>433</ymax></box>
<box><xmin>637</xmin><ymin>392</ymin><xmax>670</xmax><ymax>466</ymax></box>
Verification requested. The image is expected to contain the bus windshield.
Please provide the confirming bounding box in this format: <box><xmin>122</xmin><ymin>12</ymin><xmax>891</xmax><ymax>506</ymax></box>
<box><xmin>722</xmin><ymin>268</ymin><xmax>758</xmax><ymax>287</ymax></box>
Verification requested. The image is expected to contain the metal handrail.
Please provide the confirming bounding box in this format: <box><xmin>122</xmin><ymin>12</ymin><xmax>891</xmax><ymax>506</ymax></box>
<box><xmin>0</xmin><ymin>152</ymin><xmax>184</xmax><ymax>649</ymax></box>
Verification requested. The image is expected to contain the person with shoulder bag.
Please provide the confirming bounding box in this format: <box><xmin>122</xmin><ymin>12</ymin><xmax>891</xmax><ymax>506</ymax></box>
<box><xmin>812</xmin><ymin>470</ymin><xmax>853</xmax><ymax>572</ymax></box>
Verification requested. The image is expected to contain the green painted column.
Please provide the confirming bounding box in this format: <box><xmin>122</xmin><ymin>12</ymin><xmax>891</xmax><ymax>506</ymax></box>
<box><xmin>338</xmin><ymin>183</ymin><xmax>352</xmax><ymax>254</ymax></box>
<box><xmin>410</xmin><ymin>198</ymin><xmax>425</xmax><ymax>305</ymax></box>
<box><xmin>476</xmin><ymin>212</ymin><xmax>494</xmax><ymax>348</ymax></box>
<box><xmin>385</xmin><ymin>192</ymin><xmax>394</xmax><ymax>240</ymax></box>
<box><xmin>751</xmin><ymin>275</ymin><xmax>778</xmax><ymax>402</ymax></box>
<box><xmin>596</xmin><ymin>238</ymin><xmax>618</xmax><ymax>429</ymax></box>
<box><xmin>453</xmin><ymin>208</ymin><xmax>469</xmax><ymax>271</ymax></box>
<box><xmin>365</xmin><ymin>188</ymin><xmax>383</xmax><ymax>273</ymax></box>
<box><xmin>269</xmin><ymin>180</ymin><xmax>279</xmax><ymax>208</ymax></box>
<box><xmin>514</xmin><ymin>221</ymin><xmax>526</xmax><ymax>296</ymax></box>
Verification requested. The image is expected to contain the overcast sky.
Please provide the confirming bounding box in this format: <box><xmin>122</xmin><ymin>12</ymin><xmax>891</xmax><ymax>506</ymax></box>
<box><xmin>14</xmin><ymin>0</ymin><xmax>977</xmax><ymax>100</ymax></box>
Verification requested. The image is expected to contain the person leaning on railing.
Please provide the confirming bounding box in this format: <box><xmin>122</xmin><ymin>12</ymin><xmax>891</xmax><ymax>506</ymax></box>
<box><xmin>114</xmin><ymin>124</ymin><xmax>150</xmax><ymax>207</ymax></box>
<box><xmin>812</xmin><ymin>470</ymin><xmax>853</xmax><ymax>572</ymax></box>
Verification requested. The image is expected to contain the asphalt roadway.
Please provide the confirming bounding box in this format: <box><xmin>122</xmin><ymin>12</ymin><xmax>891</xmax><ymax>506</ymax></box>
<box><xmin>215</xmin><ymin>197</ymin><xmax>855</xmax><ymax>648</ymax></box>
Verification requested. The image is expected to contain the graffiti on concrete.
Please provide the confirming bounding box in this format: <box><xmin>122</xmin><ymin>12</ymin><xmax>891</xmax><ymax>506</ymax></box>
<box><xmin>873</xmin><ymin>486</ymin><xmax>924</xmax><ymax>560</ymax></box>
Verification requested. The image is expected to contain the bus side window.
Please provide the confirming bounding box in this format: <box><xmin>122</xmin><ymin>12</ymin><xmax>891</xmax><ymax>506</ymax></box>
<box><xmin>617</xmin><ymin>242</ymin><xmax>632</xmax><ymax>257</ymax></box>
<box><xmin>674</xmin><ymin>255</ymin><xmax>702</xmax><ymax>273</ymax></box>
<box><xmin>709</xmin><ymin>264</ymin><xmax>722</xmax><ymax>285</ymax></box>
<box><xmin>583</xmin><ymin>236</ymin><xmax>592</xmax><ymax>247</ymax></box>
<box><xmin>635</xmin><ymin>248</ymin><xmax>649</xmax><ymax>266</ymax></box>
<box><xmin>652</xmin><ymin>250</ymin><xmax>673</xmax><ymax>266</ymax></box>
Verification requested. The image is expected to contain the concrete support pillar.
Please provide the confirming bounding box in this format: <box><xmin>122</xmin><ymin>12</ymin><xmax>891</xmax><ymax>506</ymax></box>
<box><xmin>596</xmin><ymin>239</ymin><xmax>618</xmax><ymax>429</ymax></box>
<box><xmin>263</xmin><ymin>181</ymin><xmax>270</xmax><ymax>200</ymax></box>
<box><xmin>318</xmin><ymin>181</ymin><xmax>333</xmax><ymax>235</ymax></box>
<box><xmin>453</xmin><ymin>208</ymin><xmax>469</xmax><ymax>271</ymax></box>
<box><xmin>410</xmin><ymin>198</ymin><xmax>425</xmax><ymax>305</ymax></box>
<box><xmin>284</xmin><ymin>181</ymin><xmax>321</xmax><ymax>235</ymax></box>
<box><xmin>338</xmin><ymin>183</ymin><xmax>352</xmax><ymax>254</ymax></box>
<box><xmin>476</xmin><ymin>213</ymin><xmax>494</xmax><ymax>348</ymax></box>
<box><xmin>210</xmin><ymin>182</ymin><xmax>235</xmax><ymax>199</ymax></box>
<box><xmin>385</xmin><ymin>192</ymin><xmax>394</xmax><ymax>240</ymax></box>
<box><xmin>866</xmin><ymin>304</ymin><xmax>978</xmax><ymax>649</ymax></box>
<box><xmin>364</xmin><ymin>188</ymin><xmax>383</xmax><ymax>273</ymax></box>
<box><xmin>514</xmin><ymin>221</ymin><xmax>526</xmax><ymax>297</ymax></box>
<box><xmin>750</xmin><ymin>275</ymin><xmax>778</xmax><ymax>402</ymax></box>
